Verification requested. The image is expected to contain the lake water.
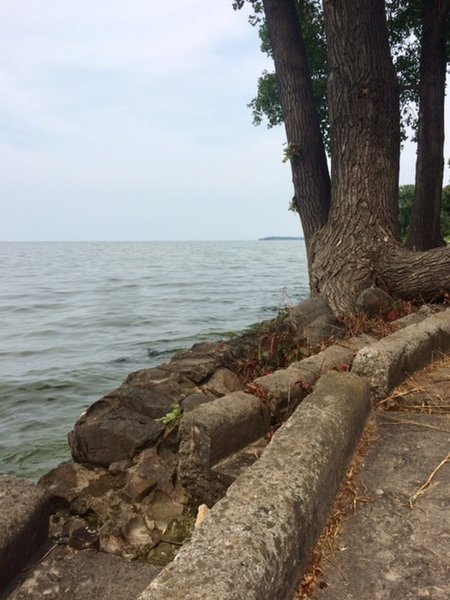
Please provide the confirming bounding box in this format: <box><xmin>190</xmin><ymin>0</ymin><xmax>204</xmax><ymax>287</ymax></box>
<box><xmin>0</xmin><ymin>241</ymin><xmax>309</xmax><ymax>480</ymax></box>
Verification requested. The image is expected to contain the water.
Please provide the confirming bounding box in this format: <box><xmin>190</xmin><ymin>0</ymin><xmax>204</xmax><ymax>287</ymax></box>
<box><xmin>0</xmin><ymin>241</ymin><xmax>309</xmax><ymax>480</ymax></box>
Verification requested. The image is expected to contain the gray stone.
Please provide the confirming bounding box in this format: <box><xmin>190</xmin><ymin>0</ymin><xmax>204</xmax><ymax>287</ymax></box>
<box><xmin>104</xmin><ymin>384</ymin><xmax>173</xmax><ymax>420</ymax></box>
<box><xmin>2</xmin><ymin>546</ymin><xmax>161</xmax><ymax>600</ymax></box>
<box><xmin>304</xmin><ymin>313</ymin><xmax>345</xmax><ymax>348</ymax></box>
<box><xmin>69</xmin><ymin>406</ymin><xmax>164</xmax><ymax>467</ymax></box>
<box><xmin>356</xmin><ymin>287</ymin><xmax>393</xmax><ymax>317</ymax></box>
<box><xmin>163</xmin><ymin>357</ymin><xmax>219</xmax><ymax>384</ymax></box>
<box><xmin>138</xmin><ymin>372</ymin><xmax>371</xmax><ymax>600</ymax></box>
<box><xmin>124</xmin><ymin>448</ymin><xmax>174</xmax><ymax>502</ymax></box>
<box><xmin>181</xmin><ymin>392</ymin><xmax>211</xmax><ymax>412</ymax></box>
<box><xmin>290</xmin><ymin>296</ymin><xmax>335</xmax><ymax>327</ymax></box>
<box><xmin>125</xmin><ymin>369</ymin><xmax>198</xmax><ymax>402</ymax></box>
<box><xmin>0</xmin><ymin>476</ymin><xmax>51</xmax><ymax>590</ymax></box>
<box><xmin>352</xmin><ymin>308</ymin><xmax>450</xmax><ymax>399</ymax></box>
<box><xmin>202</xmin><ymin>368</ymin><xmax>242</xmax><ymax>396</ymax></box>
<box><xmin>178</xmin><ymin>391</ymin><xmax>268</xmax><ymax>505</ymax></box>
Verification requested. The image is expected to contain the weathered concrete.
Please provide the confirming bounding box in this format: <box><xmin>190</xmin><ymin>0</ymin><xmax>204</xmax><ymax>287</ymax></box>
<box><xmin>314</xmin><ymin>378</ymin><xmax>450</xmax><ymax>599</ymax></box>
<box><xmin>1</xmin><ymin>546</ymin><xmax>161</xmax><ymax>600</ymax></box>
<box><xmin>178</xmin><ymin>391</ymin><xmax>268</xmax><ymax>505</ymax></box>
<box><xmin>255</xmin><ymin>333</ymin><xmax>377</xmax><ymax>420</ymax></box>
<box><xmin>139</xmin><ymin>372</ymin><xmax>371</xmax><ymax>600</ymax></box>
<box><xmin>353</xmin><ymin>308</ymin><xmax>450</xmax><ymax>399</ymax></box>
<box><xmin>0</xmin><ymin>476</ymin><xmax>51</xmax><ymax>590</ymax></box>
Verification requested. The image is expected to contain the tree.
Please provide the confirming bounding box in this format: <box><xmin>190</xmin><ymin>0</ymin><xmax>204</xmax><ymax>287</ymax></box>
<box><xmin>400</xmin><ymin>183</ymin><xmax>450</xmax><ymax>239</ymax></box>
<box><xmin>240</xmin><ymin>0</ymin><xmax>450</xmax><ymax>251</ymax></box>
<box><xmin>237</xmin><ymin>0</ymin><xmax>450</xmax><ymax>313</ymax></box>
<box><xmin>408</xmin><ymin>0</ymin><xmax>450</xmax><ymax>250</ymax></box>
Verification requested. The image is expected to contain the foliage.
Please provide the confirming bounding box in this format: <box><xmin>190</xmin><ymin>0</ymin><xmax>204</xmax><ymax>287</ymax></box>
<box><xmin>234</xmin><ymin>0</ymin><xmax>439</xmax><ymax>144</ymax></box>
<box><xmin>398</xmin><ymin>185</ymin><xmax>416</xmax><ymax>239</ymax></box>
<box><xmin>157</xmin><ymin>403</ymin><xmax>183</xmax><ymax>426</ymax></box>
<box><xmin>399</xmin><ymin>184</ymin><xmax>450</xmax><ymax>240</ymax></box>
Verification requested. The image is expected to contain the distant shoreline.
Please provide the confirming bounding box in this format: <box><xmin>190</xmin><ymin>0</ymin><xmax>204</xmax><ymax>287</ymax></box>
<box><xmin>259</xmin><ymin>236</ymin><xmax>304</xmax><ymax>241</ymax></box>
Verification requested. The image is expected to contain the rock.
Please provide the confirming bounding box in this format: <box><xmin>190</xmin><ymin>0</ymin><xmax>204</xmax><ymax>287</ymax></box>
<box><xmin>125</xmin><ymin>369</ymin><xmax>198</xmax><ymax>402</ymax></box>
<box><xmin>304</xmin><ymin>314</ymin><xmax>344</xmax><ymax>348</ymax></box>
<box><xmin>69</xmin><ymin>406</ymin><xmax>164</xmax><ymax>467</ymax></box>
<box><xmin>142</xmin><ymin>489</ymin><xmax>184</xmax><ymax>532</ymax></box>
<box><xmin>163</xmin><ymin>358</ymin><xmax>219</xmax><ymax>384</ymax></box>
<box><xmin>105</xmin><ymin>384</ymin><xmax>173</xmax><ymax>420</ymax></box>
<box><xmin>0</xmin><ymin>475</ymin><xmax>51</xmax><ymax>589</ymax></box>
<box><xmin>181</xmin><ymin>392</ymin><xmax>211</xmax><ymax>412</ymax></box>
<box><xmin>202</xmin><ymin>368</ymin><xmax>242</xmax><ymax>396</ymax></box>
<box><xmin>356</xmin><ymin>287</ymin><xmax>393</xmax><ymax>317</ymax></box>
<box><xmin>290</xmin><ymin>297</ymin><xmax>335</xmax><ymax>327</ymax></box>
<box><xmin>124</xmin><ymin>448</ymin><xmax>174</xmax><ymax>502</ymax></box>
<box><xmin>195</xmin><ymin>504</ymin><xmax>210</xmax><ymax>528</ymax></box>
<box><xmin>39</xmin><ymin>461</ymin><xmax>124</xmax><ymax>506</ymax></box>
<box><xmin>2</xmin><ymin>546</ymin><xmax>162</xmax><ymax>600</ymax></box>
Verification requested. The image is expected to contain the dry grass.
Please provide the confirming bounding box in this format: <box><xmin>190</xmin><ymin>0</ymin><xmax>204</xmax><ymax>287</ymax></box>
<box><xmin>379</xmin><ymin>353</ymin><xmax>450</xmax><ymax>414</ymax></box>
<box><xmin>296</xmin><ymin>418</ymin><xmax>379</xmax><ymax>599</ymax></box>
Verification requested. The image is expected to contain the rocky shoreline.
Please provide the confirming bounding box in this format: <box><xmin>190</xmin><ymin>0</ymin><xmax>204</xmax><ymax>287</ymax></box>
<box><xmin>1</xmin><ymin>294</ymin><xmax>449</xmax><ymax>599</ymax></box>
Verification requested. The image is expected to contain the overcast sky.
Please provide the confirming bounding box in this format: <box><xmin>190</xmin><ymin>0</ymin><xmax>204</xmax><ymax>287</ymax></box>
<box><xmin>1</xmin><ymin>1</ymin><xmax>448</xmax><ymax>241</ymax></box>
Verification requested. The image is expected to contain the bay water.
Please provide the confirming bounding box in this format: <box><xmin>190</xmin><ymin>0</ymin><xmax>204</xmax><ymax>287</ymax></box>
<box><xmin>0</xmin><ymin>241</ymin><xmax>309</xmax><ymax>480</ymax></box>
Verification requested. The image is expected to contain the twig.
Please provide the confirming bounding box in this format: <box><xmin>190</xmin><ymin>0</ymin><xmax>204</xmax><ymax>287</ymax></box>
<box><xmin>410</xmin><ymin>451</ymin><xmax>450</xmax><ymax>508</ymax></box>
<box><xmin>379</xmin><ymin>415</ymin><xmax>450</xmax><ymax>434</ymax></box>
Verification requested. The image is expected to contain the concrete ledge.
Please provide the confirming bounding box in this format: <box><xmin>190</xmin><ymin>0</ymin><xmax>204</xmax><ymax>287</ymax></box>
<box><xmin>255</xmin><ymin>333</ymin><xmax>376</xmax><ymax>419</ymax></box>
<box><xmin>139</xmin><ymin>372</ymin><xmax>371</xmax><ymax>600</ymax></box>
<box><xmin>352</xmin><ymin>308</ymin><xmax>450</xmax><ymax>399</ymax></box>
<box><xmin>0</xmin><ymin>476</ymin><xmax>51</xmax><ymax>590</ymax></box>
<box><xmin>178</xmin><ymin>392</ymin><xmax>268</xmax><ymax>505</ymax></box>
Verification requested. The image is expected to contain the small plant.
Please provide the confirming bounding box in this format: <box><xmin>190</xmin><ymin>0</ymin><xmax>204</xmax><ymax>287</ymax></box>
<box><xmin>157</xmin><ymin>403</ymin><xmax>183</xmax><ymax>426</ymax></box>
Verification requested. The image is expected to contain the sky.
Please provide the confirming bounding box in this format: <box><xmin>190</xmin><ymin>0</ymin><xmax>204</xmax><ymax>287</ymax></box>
<box><xmin>1</xmin><ymin>1</ymin><xmax>449</xmax><ymax>242</ymax></box>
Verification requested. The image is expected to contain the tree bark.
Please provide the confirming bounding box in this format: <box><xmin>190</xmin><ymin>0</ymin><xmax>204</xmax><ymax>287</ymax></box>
<box><xmin>408</xmin><ymin>0</ymin><xmax>449</xmax><ymax>250</ymax></box>
<box><xmin>261</xmin><ymin>0</ymin><xmax>331</xmax><ymax>258</ymax></box>
<box><xmin>310</xmin><ymin>0</ymin><xmax>401</xmax><ymax>311</ymax></box>
<box><xmin>377</xmin><ymin>242</ymin><xmax>450</xmax><ymax>298</ymax></box>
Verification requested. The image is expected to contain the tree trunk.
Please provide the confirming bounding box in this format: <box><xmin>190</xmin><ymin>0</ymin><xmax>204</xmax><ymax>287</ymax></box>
<box><xmin>310</xmin><ymin>0</ymin><xmax>401</xmax><ymax>311</ymax></box>
<box><xmin>377</xmin><ymin>242</ymin><xmax>450</xmax><ymax>297</ymax></box>
<box><xmin>260</xmin><ymin>0</ymin><xmax>450</xmax><ymax>314</ymax></box>
<box><xmin>408</xmin><ymin>0</ymin><xmax>449</xmax><ymax>250</ymax></box>
<box><xmin>261</xmin><ymin>0</ymin><xmax>331</xmax><ymax>259</ymax></box>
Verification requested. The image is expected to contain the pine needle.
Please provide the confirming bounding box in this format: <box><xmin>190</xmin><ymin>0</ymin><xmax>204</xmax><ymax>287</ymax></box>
<box><xmin>409</xmin><ymin>451</ymin><xmax>450</xmax><ymax>508</ymax></box>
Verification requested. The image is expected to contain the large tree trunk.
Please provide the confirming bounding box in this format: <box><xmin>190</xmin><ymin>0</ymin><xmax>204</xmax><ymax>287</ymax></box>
<box><xmin>408</xmin><ymin>0</ymin><xmax>449</xmax><ymax>250</ymax></box>
<box><xmin>261</xmin><ymin>0</ymin><xmax>331</xmax><ymax>261</ymax></box>
<box><xmin>310</xmin><ymin>0</ymin><xmax>401</xmax><ymax>311</ymax></box>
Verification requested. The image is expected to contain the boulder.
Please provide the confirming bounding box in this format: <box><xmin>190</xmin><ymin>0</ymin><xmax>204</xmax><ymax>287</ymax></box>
<box><xmin>105</xmin><ymin>384</ymin><xmax>172</xmax><ymax>420</ymax></box>
<box><xmin>125</xmin><ymin>369</ymin><xmax>198</xmax><ymax>401</ymax></box>
<box><xmin>69</xmin><ymin>406</ymin><xmax>164</xmax><ymax>467</ymax></box>
<box><xmin>202</xmin><ymin>368</ymin><xmax>242</xmax><ymax>396</ymax></box>
<box><xmin>356</xmin><ymin>287</ymin><xmax>393</xmax><ymax>317</ymax></box>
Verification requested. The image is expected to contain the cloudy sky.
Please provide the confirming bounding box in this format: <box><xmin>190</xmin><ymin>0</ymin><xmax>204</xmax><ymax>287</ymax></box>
<box><xmin>1</xmin><ymin>1</ymin><xmax>448</xmax><ymax>241</ymax></box>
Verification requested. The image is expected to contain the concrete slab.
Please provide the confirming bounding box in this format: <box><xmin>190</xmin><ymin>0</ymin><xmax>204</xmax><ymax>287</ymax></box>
<box><xmin>313</xmin><ymin>411</ymin><xmax>450</xmax><ymax>600</ymax></box>
<box><xmin>352</xmin><ymin>308</ymin><xmax>450</xmax><ymax>399</ymax></box>
<box><xmin>138</xmin><ymin>372</ymin><xmax>371</xmax><ymax>600</ymax></box>
<box><xmin>1</xmin><ymin>546</ymin><xmax>161</xmax><ymax>600</ymax></box>
<box><xmin>0</xmin><ymin>476</ymin><xmax>51</xmax><ymax>590</ymax></box>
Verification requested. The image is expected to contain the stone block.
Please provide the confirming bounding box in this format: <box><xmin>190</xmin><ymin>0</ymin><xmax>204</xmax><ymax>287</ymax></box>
<box><xmin>178</xmin><ymin>392</ymin><xmax>268</xmax><ymax>505</ymax></box>
<box><xmin>353</xmin><ymin>308</ymin><xmax>450</xmax><ymax>399</ymax></box>
<box><xmin>0</xmin><ymin>475</ymin><xmax>51</xmax><ymax>590</ymax></box>
<box><xmin>138</xmin><ymin>372</ymin><xmax>371</xmax><ymax>600</ymax></box>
